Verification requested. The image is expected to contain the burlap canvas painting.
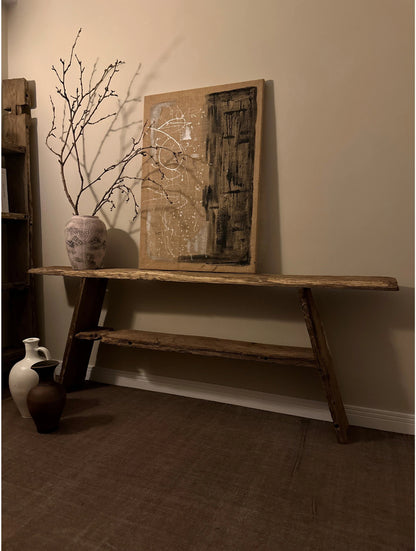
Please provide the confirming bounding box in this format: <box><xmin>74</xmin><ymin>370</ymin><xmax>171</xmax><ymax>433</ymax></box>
<box><xmin>139</xmin><ymin>80</ymin><xmax>264</xmax><ymax>272</ymax></box>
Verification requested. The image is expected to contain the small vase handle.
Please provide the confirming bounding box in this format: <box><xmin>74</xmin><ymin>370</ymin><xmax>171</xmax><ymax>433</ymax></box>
<box><xmin>36</xmin><ymin>346</ymin><xmax>51</xmax><ymax>360</ymax></box>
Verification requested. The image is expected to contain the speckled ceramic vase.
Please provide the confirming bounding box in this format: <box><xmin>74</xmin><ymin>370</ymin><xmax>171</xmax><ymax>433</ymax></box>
<box><xmin>27</xmin><ymin>360</ymin><xmax>66</xmax><ymax>433</ymax></box>
<box><xmin>64</xmin><ymin>215</ymin><xmax>107</xmax><ymax>270</ymax></box>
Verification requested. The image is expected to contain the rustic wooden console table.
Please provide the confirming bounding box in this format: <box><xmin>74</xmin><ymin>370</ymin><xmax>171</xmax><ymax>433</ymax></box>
<box><xmin>29</xmin><ymin>267</ymin><xmax>399</xmax><ymax>443</ymax></box>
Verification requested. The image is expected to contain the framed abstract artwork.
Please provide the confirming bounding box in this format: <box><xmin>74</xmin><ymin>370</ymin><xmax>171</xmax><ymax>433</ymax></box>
<box><xmin>139</xmin><ymin>79</ymin><xmax>264</xmax><ymax>273</ymax></box>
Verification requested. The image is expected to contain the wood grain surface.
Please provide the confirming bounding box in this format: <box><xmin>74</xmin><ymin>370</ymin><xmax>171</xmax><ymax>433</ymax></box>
<box><xmin>29</xmin><ymin>266</ymin><xmax>399</xmax><ymax>291</ymax></box>
<box><xmin>59</xmin><ymin>277</ymin><xmax>108</xmax><ymax>390</ymax></box>
<box><xmin>75</xmin><ymin>328</ymin><xmax>317</xmax><ymax>368</ymax></box>
<box><xmin>299</xmin><ymin>288</ymin><xmax>349</xmax><ymax>443</ymax></box>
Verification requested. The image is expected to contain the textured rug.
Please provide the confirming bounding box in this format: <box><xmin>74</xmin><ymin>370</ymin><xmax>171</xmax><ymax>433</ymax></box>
<box><xmin>2</xmin><ymin>383</ymin><xmax>414</xmax><ymax>550</ymax></box>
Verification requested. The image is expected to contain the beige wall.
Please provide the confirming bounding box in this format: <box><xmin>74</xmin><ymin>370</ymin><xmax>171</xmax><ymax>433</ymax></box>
<box><xmin>4</xmin><ymin>0</ymin><xmax>414</xmax><ymax>414</ymax></box>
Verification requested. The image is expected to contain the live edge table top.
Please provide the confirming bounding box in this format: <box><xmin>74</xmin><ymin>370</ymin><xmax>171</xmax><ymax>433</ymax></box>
<box><xmin>29</xmin><ymin>267</ymin><xmax>399</xmax><ymax>291</ymax></box>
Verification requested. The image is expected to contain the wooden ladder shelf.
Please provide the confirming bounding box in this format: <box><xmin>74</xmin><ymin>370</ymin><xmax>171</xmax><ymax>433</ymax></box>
<box><xmin>29</xmin><ymin>266</ymin><xmax>399</xmax><ymax>443</ymax></box>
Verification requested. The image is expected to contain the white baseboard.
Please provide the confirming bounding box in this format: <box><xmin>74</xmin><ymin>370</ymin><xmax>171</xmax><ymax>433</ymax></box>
<box><xmin>82</xmin><ymin>365</ymin><xmax>414</xmax><ymax>435</ymax></box>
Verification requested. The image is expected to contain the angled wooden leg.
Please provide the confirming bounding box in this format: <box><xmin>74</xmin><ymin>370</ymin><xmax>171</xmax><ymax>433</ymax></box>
<box><xmin>59</xmin><ymin>277</ymin><xmax>108</xmax><ymax>391</ymax></box>
<box><xmin>299</xmin><ymin>287</ymin><xmax>349</xmax><ymax>443</ymax></box>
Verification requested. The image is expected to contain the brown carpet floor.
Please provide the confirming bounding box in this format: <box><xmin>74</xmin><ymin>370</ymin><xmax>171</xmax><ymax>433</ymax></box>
<box><xmin>2</xmin><ymin>383</ymin><xmax>414</xmax><ymax>551</ymax></box>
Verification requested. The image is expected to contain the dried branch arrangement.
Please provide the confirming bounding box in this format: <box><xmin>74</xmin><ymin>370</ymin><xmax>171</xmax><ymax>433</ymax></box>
<box><xmin>46</xmin><ymin>28</ymin><xmax>180</xmax><ymax>219</ymax></box>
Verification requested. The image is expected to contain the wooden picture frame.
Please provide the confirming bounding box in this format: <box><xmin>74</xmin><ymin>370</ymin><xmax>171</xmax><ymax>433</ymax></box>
<box><xmin>139</xmin><ymin>79</ymin><xmax>264</xmax><ymax>273</ymax></box>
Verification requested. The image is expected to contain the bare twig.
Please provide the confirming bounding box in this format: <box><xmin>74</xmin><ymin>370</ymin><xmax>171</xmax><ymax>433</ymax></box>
<box><xmin>47</xmin><ymin>29</ymin><xmax>182</xmax><ymax>218</ymax></box>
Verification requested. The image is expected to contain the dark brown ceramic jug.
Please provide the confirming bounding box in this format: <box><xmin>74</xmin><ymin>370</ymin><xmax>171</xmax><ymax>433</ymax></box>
<box><xmin>27</xmin><ymin>360</ymin><xmax>66</xmax><ymax>433</ymax></box>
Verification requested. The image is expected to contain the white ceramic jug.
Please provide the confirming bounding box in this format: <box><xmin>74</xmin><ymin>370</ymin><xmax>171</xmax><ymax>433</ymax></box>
<box><xmin>9</xmin><ymin>338</ymin><xmax>51</xmax><ymax>418</ymax></box>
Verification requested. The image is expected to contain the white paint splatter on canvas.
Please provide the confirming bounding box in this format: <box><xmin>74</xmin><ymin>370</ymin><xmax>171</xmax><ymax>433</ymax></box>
<box><xmin>143</xmin><ymin>101</ymin><xmax>209</xmax><ymax>261</ymax></box>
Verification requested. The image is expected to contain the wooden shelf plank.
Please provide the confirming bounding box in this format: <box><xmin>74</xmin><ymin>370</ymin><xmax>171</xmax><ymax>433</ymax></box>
<box><xmin>2</xmin><ymin>281</ymin><xmax>29</xmax><ymax>290</ymax></box>
<box><xmin>76</xmin><ymin>328</ymin><xmax>317</xmax><ymax>368</ymax></box>
<box><xmin>2</xmin><ymin>212</ymin><xmax>29</xmax><ymax>221</ymax></box>
<box><xmin>2</xmin><ymin>141</ymin><xmax>26</xmax><ymax>155</ymax></box>
<box><xmin>29</xmin><ymin>266</ymin><xmax>399</xmax><ymax>291</ymax></box>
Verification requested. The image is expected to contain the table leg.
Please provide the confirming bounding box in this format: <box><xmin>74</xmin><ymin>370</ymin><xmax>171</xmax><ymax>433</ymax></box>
<box><xmin>59</xmin><ymin>277</ymin><xmax>108</xmax><ymax>391</ymax></box>
<box><xmin>299</xmin><ymin>287</ymin><xmax>349</xmax><ymax>443</ymax></box>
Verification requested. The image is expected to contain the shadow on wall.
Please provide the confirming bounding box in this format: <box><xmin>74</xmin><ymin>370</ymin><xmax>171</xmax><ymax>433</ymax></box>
<box><xmin>316</xmin><ymin>285</ymin><xmax>414</xmax><ymax>412</ymax></box>
<box><xmin>256</xmin><ymin>80</ymin><xmax>282</xmax><ymax>274</ymax></box>
<box><xmin>95</xmin><ymin>281</ymin><xmax>323</xmax><ymax>400</ymax></box>
<box><xmin>99</xmin><ymin>281</ymin><xmax>306</xmax><ymax>333</ymax></box>
<box><xmin>57</xmin><ymin>275</ymin><xmax>322</xmax><ymax>402</ymax></box>
<box><xmin>84</xmin><ymin>35</ymin><xmax>184</xmax><ymax>234</ymax></box>
<box><xmin>104</xmin><ymin>228</ymin><xmax>139</xmax><ymax>268</ymax></box>
<box><xmin>93</xmin><ymin>281</ymin><xmax>412</xmax><ymax>410</ymax></box>
<box><xmin>100</xmin><ymin>79</ymin><xmax>281</xmax><ymax>273</ymax></box>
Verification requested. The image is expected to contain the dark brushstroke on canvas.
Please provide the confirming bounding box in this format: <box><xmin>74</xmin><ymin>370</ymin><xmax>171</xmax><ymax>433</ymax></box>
<box><xmin>179</xmin><ymin>86</ymin><xmax>257</xmax><ymax>265</ymax></box>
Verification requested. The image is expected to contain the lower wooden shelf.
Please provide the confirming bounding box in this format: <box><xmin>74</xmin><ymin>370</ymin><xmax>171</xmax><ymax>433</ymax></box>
<box><xmin>76</xmin><ymin>328</ymin><xmax>317</xmax><ymax>368</ymax></box>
